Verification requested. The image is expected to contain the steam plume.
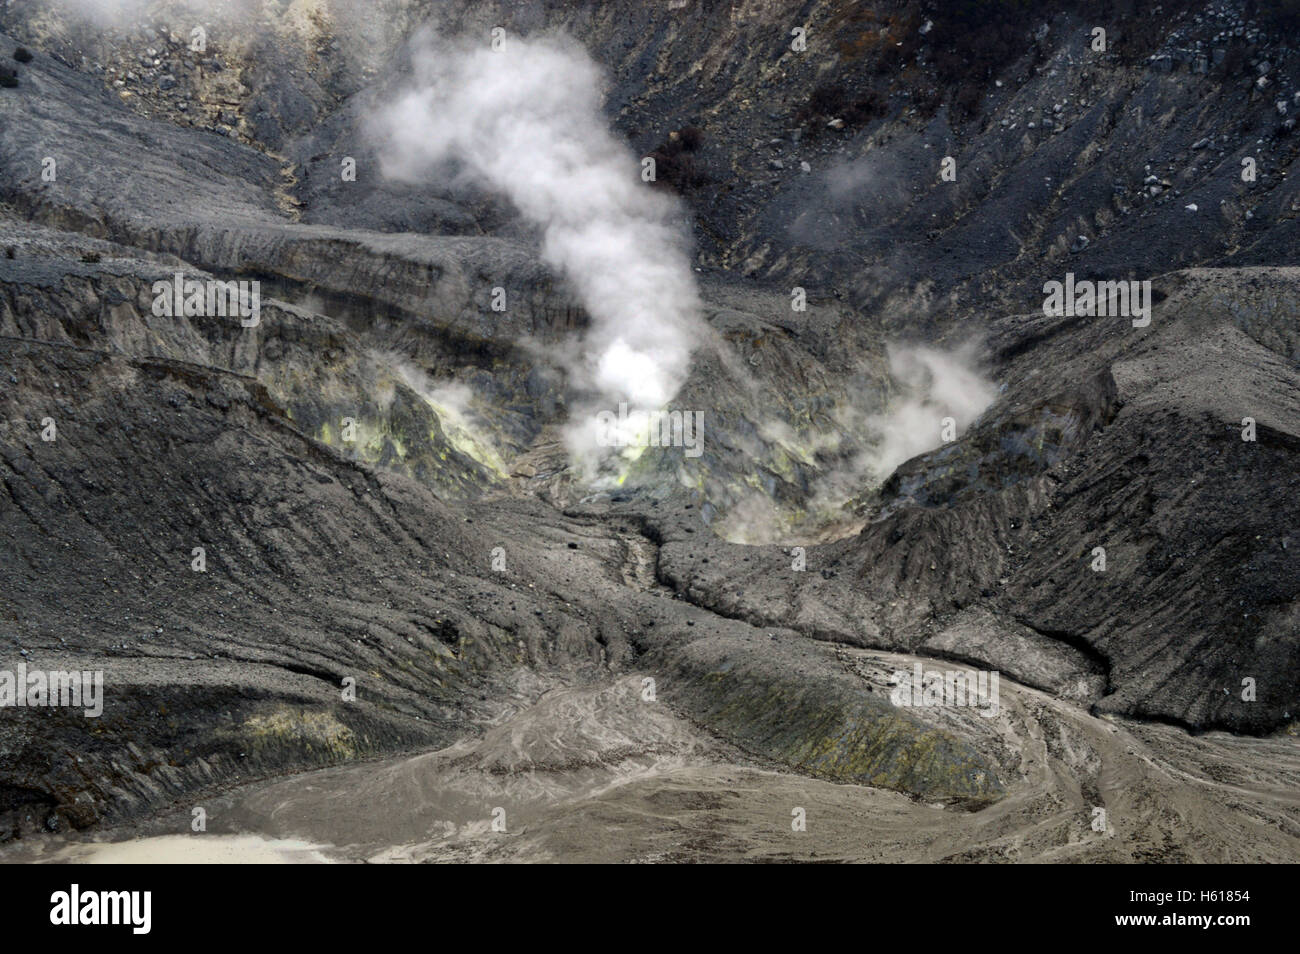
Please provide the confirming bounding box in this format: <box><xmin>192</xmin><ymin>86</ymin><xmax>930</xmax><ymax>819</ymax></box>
<box><xmin>864</xmin><ymin>343</ymin><xmax>997</xmax><ymax>482</ymax></box>
<box><xmin>369</xmin><ymin>32</ymin><xmax>703</xmax><ymax>474</ymax></box>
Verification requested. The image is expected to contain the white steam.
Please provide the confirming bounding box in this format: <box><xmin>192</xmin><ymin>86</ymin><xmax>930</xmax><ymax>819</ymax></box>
<box><xmin>862</xmin><ymin>343</ymin><xmax>997</xmax><ymax>482</ymax></box>
<box><xmin>369</xmin><ymin>33</ymin><xmax>702</xmax><ymax>474</ymax></box>
<box><xmin>715</xmin><ymin>342</ymin><xmax>999</xmax><ymax>545</ymax></box>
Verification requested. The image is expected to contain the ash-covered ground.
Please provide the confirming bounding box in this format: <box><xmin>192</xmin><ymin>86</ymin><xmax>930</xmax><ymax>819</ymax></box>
<box><xmin>0</xmin><ymin>0</ymin><xmax>1297</xmax><ymax>863</ymax></box>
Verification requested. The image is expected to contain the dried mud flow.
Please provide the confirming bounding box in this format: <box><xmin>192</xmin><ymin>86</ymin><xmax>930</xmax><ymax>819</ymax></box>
<box><xmin>12</xmin><ymin>664</ymin><xmax>1300</xmax><ymax>863</ymax></box>
<box><xmin>0</xmin><ymin>0</ymin><xmax>1298</xmax><ymax>863</ymax></box>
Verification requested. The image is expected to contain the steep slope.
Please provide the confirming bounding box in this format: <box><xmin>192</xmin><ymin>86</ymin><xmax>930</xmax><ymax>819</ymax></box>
<box><xmin>659</xmin><ymin>268</ymin><xmax>1300</xmax><ymax>732</ymax></box>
